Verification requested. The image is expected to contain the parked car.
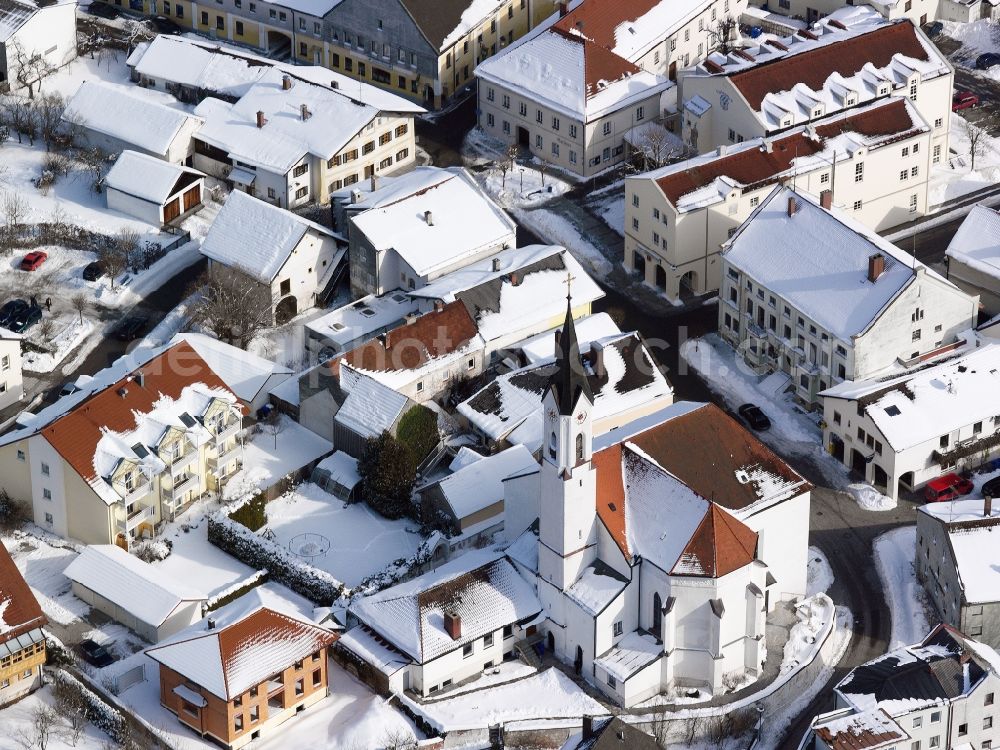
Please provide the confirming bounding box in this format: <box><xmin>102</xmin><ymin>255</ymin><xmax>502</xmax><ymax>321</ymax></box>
<box><xmin>9</xmin><ymin>306</ymin><xmax>42</xmax><ymax>333</ymax></box>
<box><xmin>19</xmin><ymin>251</ymin><xmax>48</xmax><ymax>271</ymax></box>
<box><xmin>924</xmin><ymin>472</ymin><xmax>975</xmax><ymax>502</ymax></box>
<box><xmin>737</xmin><ymin>403</ymin><xmax>771</xmax><ymax>431</ymax></box>
<box><xmin>953</xmin><ymin>91</ymin><xmax>980</xmax><ymax>111</ymax></box>
<box><xmin>84</xmin><ymin>1</ymin><xmax>122</xmax><ymax>18</ymax></box>
<box><xmin>983</xmin><ymin>476</ymin><xmax>1000</xmax><ymax>501</ymax></box>
<box><xmin>0</xmin><ymin>299</ymin><xmax>28</xmax><ymax>329</ymax></box>
<box><xmin>977</xmin><ymin>52</ymin><xmax>1000</xmax><ymax>70</ymax></box>
<box><xmin>112</xmin><ymin>316</ymin><xmax>147</xmax><ymax>341</ymax></box>
<box><xmin>78</xmin><ymin>639</ymin><xmax>114</xmax><ymax>668</ymax></box>
<box><xmin>82</xmin><ymin>261</ymin><xmax>105</xmax><ymax>282</ymax></box>
<box><xmin>925</xmin><ymin>21</ymin><xmax>944</xmax><ymax>38</ymax></box>
<box><xmin>149</xmin><ymin>15</ymin><xmax>183</xmax><ymax>34</ymax></box>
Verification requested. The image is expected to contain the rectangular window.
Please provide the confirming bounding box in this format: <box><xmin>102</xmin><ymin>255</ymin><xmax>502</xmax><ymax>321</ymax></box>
<box><xmin>613</xmin><ymin>621</ymin><xmax>623</xmax><ymax>637</ymax></box>
<box><xmin>569</xmin><ymin>124</ymin><xmax>578</xmax><ymax>138</ymax></box>
<box><xmin>42</xmin><ymin>488</ymin><xmax>51</xmax><ymax>500</ymax></box>
<box><xmin>234</xmin><ymin>715</ymin><xmax>244</xmax><ymax>732</ymax></box>
<box><xmin>855</xmin><ymin>163</ymin><xmax>864</xmax><ymax>182</ymax></box>
<box><xmin>462</xmin><ymin>642</ymin><xmax>473</xmax><ymax>657</ymax></box>
<box><xmin>483</xmin><ymin>633</ymin><xmax>494</xmax><ymax>648</ymax></box>
<box><xmin>235</xmin><ymin>20</ymin><xmax>244</xmax><ymax>35</ymax></box>
<box><xmin>312</xmin><ymin>669</ymin><xmax>322</xmax><ymax>687</ymax></box>
<box><xmin>294</xmin><ymin>679</ymin><xmax>304</xmax><ymax>696</ymax></box>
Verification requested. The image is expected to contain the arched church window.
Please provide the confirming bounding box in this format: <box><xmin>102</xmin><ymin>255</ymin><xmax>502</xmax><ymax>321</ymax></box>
<box><xmin>549</xmin><ymin>431</ymin><xmax>557</xmax><ymax>460</ymax></box>
<box><xmin>575</xmin><ymin>433</ymin><xmax>584</xmax><ymax>462</ymax></box>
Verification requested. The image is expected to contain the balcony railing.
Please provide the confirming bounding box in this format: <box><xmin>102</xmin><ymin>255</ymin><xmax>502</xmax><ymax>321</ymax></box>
<box><xmin>209</xmin><ymin>446</ymin><xmax>241</xmax><ymax>476</ymax></box>
<box><xmin>171</xmin><ymin>473</ymin><xmax>201</xmax><ymax>497</ymax></box>
<box><xmin>118</xmin><ymin>480</ymin><xmax>153</xmax><ymax>506</ymax></box>
<box><xmin>213</xmin><ymin>420</ymin><xmax>241</xmax><ymax>443</ymax></box>
<box><xmin>168</xmin><ymin>449</ymin><xmax>199</xmax><ymax>475</ymax></box>
<box><xmin>116</xmin><ymin>504</ymin><xmax>154</xmax><ymax>533</ymax></box>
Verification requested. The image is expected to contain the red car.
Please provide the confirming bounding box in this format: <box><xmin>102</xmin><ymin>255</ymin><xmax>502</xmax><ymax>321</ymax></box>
<box><xmin>924</xmin><ymin>472</ymin><xmax>975</xmax><ymax>503</ymax></box>
<box><xmin>952</xmin><ymin>91</ymin><xmax>980</xmax><ymax>112</ymax></box>
<box><xmin>19</xmin><ymin>251</ymin><xmax>48</xmax><ymax>271</ymax></box>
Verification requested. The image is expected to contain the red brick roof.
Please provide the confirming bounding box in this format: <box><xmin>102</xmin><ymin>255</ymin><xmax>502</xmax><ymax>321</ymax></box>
<box><xmin>730</xmin><ymin>23</ymin><xmax>931</xmax><ymax>110</ymax></box>
<box><xmin>553</xmin><ymin>0</ymin><xmax>660</xmax><ymax>52</ymax></box>
<box><xmin>0</xmin><ymin>542</ymin><xmax>46</xmax><ymax>642</ymax></box>
<box><xmin>548</xmin><ymin>27</ymin><xmax>642</xmax><ymax>99</ymax></box>
<box><xmin>656</xmin><ymin>99</ymin><xmax>917</xmax><ymax>206</ymax></box>
<box><xmin>42</xmin><ymin>341</ymin><xmax>239</xmax><ymax>485</ymax></box>
<box><xmin>342</xmin><ymin>301</ymin><xmax>479</xmax><ymax>372</ymax></box>
<box><xmin>670</xmin><ymin>504</ymin><xmax>758</xmax><ymax>578</ymax></box>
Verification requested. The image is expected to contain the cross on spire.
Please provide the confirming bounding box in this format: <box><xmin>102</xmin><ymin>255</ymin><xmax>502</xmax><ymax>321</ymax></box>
<box><xmin>563</xmin><ymin>271</ymin><xmax>576</xmax><ymax>301</ymax></box>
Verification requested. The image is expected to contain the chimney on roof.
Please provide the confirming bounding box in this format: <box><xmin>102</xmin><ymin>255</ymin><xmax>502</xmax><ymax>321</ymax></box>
<box><xmin>509</xmin><ymin>271</ymin><xmax>520</xmax><ymax>286</ymax></box>
<box><xmin>828</xmin><ymin>18</ymin><xmax>847</xmax><ymax>29</ymax></box>
<box><xmin>591</xmin><ymin>342</ymin><xmax>605</xmax><ymax>380</ymax></box>
<box><xmin>763</xmin><ymin>140</ymin><xmax>773</xmax><ymax>154</ymax></box>
<box><xmin>424</xmin><ymin>210</ymin><xmax>434</xmax><ymax>226</ymax></box>
<box><xmin>434</xmin><ymin>300</ymin><xmax>444</xmax><ymax>312</ymax></box>
<box><xmin>350</xmin><ymin>188</ymin><xmax>362</xmax><ymax>204</ymax></box>
<box><xmin>492</xmin><ymin>257</ymin><xmax>501</xmax><ymax>272</ymax></box>
<box><xmin>787</xmin><ymin>196</ymin><xmax>798</xmax><ymax>217</ymax></box>
<box><xmin>582</xmin><ymin>716</ymin><xmax>597</xmax><ymax>740</ymax></box>
<box><xmin>718</xmin><ymin>144</ymin><xmax>728</xmax><ymax>157</ymax></box>
<box><xmin>330</xmin><ymin>80</ymin><xmax>339</xmax><ymax>90</ymax></box>
<box><xmin>868</xmin><ymin>253</ymin><xmax>885</xmax><ymax>282</ymax></box>
<box><xmin>559</xmin><ymin>0</ymin><xmax>568</xmax><ymax>16</ymax></box>
<box><xmin>987</xmin><ymin>495</ymin><xmax>993</xmax><ymax>518</ymax></box>
<box><xmin>820</xmin><ymin>189</ymin><xmax>833</xmax><ymax>210</ymax></box>
<box><xmin>135</xmin><ymin>371</ymin><xmax>145</xmax><ymax>388</ymax></box>
<box><xmin>575</xmin><ymin>20</ymin><xmax>584</xmax><ymax>32</ymax></box>
<box><xmin>207</xmin><ymin>617</ymin><xmax>216</xmax><ymax>630</ymax></box>
<box><xmin>282</xmin><ymin>74</ymin><xmax>292</xmax><ymax>90</ymax></box>
<box><xmin>300</xmin><ymin>103</ymin><xmax>311</xmax><ymax>120</ymax></box>
<box><xmin>443</xmin><ymin>611</ymin><xmax>462</xmax><ymax>640</ymax></box>
<box><xmin>256</xmin><ymin>110</ymin><xmax>266</xmax><ymax>129</ymax></box>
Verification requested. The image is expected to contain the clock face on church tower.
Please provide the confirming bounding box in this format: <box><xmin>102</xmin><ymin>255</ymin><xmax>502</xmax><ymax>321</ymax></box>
<box><xmin>547</xmin><ymin>409</ymin><xmax>557</xmax><ymax>420</ymax></box>
<box><xmin>576</xmin><ymin>411</ymin><xmax>588</xmax><ymax>423</ymax></box>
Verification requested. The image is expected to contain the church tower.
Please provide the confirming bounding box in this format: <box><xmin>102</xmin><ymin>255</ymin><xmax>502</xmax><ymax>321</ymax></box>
<box><xmin>537</xmin><ymin>285</ymin><xmax>598</xmax><ymax>592</ymax></box>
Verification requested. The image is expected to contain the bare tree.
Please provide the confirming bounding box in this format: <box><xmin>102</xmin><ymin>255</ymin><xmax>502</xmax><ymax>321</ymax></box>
<box><xmin>378</xmin><ymin>729</ymin><xmax>417</xmax><ymax>750</ymax></box>
<box><xmin>70</xmin><ymin>292</ymin><xmax>88</xmax><ymax>323</ymax></box>
<box><xmin>37</xmin><ymin>318</ymin><xmax>55</xmax><ymax>341</ymax></box>
<box><xmin>188</xmin><ymin>265</ymin><xmax>273</xmax><ymax>349</ymax></box>
<box><xmin>492</xmin><ymin>159</ymin><xmax>509</xmax><ymax>189</ymax></box>
<box><xmin>116</xmin><ymin>227</ymin><xmax>141</xmax><ymax>270</ymax></box>
<box><xmin>3</xmin><ymin>191</ymin><xmax>29</xmax><ymax>239</ymax></box>
<box><xmin>77</xmin><ymin>145</ymin><xmax>113</xmax><ymax>191</ymax></box>
<box><xmin>99</xmin><ymin>243</ymin><xmax>128</xmax><ymax>290</ymax></box>
<box><xmin>633</xmin><ymin>123</ymin><xmax>681</xmax><ymax>170</ymax></box>
<box><xmin>7</xmin><ymin>40</ymin><xmax>55</xmax><ymax>99</ymax></box>
<box><xmin>506</xmin><ymin>142</ymin><xmax>518</xmax><ymax>171</ymax></box>
<box><xmin>965</xmin><ymin>116</ymin><xmax>996</xmax><ymax>172</ymax></box>
<box><xmin>537</xmin><ymin>158</ymin><xmax>549</xmax><ymax>187</ymax></box>
<box><xmin>261</xmin><ymin>408</ymin><xmax>285</xmax><ymax>449</ymax></box>
<box><xmin>34</xmin><ymin>93</ymin><xmax>65</xmax><ymax>151</ymax></box>
<box><xmin>707</xmin><ymin>16</ymin><xmax>739</xmax><ymax>55</ymax></box>
<box><xmin>0</xmin><ymin>98</ymin><xmax>37</xmax><ymax>145</ymax></box>
<box><xmin>121</xmin><ymin>19</ymin><xmax>154</xmax><ymax>55</ymax></box>
<box><xmin>15</xmin><ymin>703</ymin><xmax>59</xmax><ymax>750</ymax></box>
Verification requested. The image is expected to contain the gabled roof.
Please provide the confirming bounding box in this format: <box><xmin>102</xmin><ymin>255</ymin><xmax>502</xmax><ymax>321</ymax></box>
<box><xmin>199</xmin><ymin>190</ymin><xmax>338</xmax><ymax>283</ymax></box>
<box><xmin>813</xmin><ymin>709</ymin><xmax>910</xmax><ymax>750</ymax></box>
<box><xmin>0</xmin><ymin>0</ymin><xmax>41</xmax><ymax>43</ymax></box>
<box><xmin>946</xmin><ymin>204</ymin><xmax>1000</xmax><ymax>282</ymax></box>
<box><xmin>173</xmin><ymin>333</ymin><xmax>292</xmax><ymax>405</ymax></box>
<box><xmin>553</xmin><ymin>0</ymin><xmax>701</xmax><ymax>61</ymax></box>
<box><xmin>399</xmin><ymin>0</ymin><xmax>505</xmax><ymax>50</ymax></box>
<box><xmin>672</xmin><ymin>504</ymin><xmax>759</xmax><ymax>577</ymax></box>
<box><xmin>64</xmin><ymin>545</ymin><xmax>204</xmax><ymax>628</ymax></box>
<box><xmin>420</xmin><ymin>444</ymin><xmax>537</xmax><ymax>520</ymax></box>
<box><xmin>63</xmin><ymin>81</ymin><xmax>201</xmax><ymax>157</ymax></box>
<box><xmin>0</xmin><ymin>542</ymin><xmax>46</xmax><ymax>642</ymax></box>
<box><xmin>104</xmin><ymin>150</ymin><xmax>203</xmax><ymax>205</ymax></box>
<box><xmin>350</xmin><ymin>550</ymin><xmax>541</xmax><ymax>663</ymax></box>
<box><xmin>146</xmin><ymin>605</ymin><xmax>336</xmax><ymax>700</ymax></box>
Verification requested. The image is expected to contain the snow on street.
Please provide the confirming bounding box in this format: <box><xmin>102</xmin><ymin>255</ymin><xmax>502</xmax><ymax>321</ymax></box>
<box><xmin>806</xmin><ymin>546</ymin><xmax>834</xmax><ymax>597</ymax></box>
<box><xmin>873</xmin><ymin>526</ymin><xmax>932</xmax><ymax>650</ymax></box>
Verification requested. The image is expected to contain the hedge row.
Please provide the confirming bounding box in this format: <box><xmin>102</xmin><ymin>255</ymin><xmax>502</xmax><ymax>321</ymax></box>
<box><xmin>208</xmin><ymin>496</ymin><xmax>344</xmax><ymax>605</ymax></box>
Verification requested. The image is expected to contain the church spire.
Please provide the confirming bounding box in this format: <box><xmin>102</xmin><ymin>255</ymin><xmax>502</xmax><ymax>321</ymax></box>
<box><xmin>549</xmin><ymin>274</ymin><xmax>593</xmax><ymax>416</ymax></box>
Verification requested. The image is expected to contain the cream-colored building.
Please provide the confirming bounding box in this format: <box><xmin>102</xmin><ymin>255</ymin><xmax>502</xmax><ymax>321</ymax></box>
<box><xmin>0</xmin><ymin>333</ymin><xmax>23</xmax><ymax>413</ymax></box>
<box><xmin>755</xmin><ymin>0</ymin><xmax>940</xmax><ymax>28</ymax></box>
<box><xmin>679</xmin><ymin>13</ymin><xmax>952</xmax><ymax>165</ymax></box>
<box><xmin>0</xmin><ymin>341</ymin><xmax>245</xmax><ymax>551</ymax></box>
<box><xmin>625</xmin><ymin>97</ymin><xmax>932</xmax><ymax>301</ymax></box>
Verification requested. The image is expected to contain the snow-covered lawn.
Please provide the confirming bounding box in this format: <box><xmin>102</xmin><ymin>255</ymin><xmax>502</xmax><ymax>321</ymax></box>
<box><xmin>425</xmin><ymin>661</ymin><xmax>536</xmax><ymax>701</ymax></box>
<box><xmin>806</xmin><ymin>546</ymin><xmax>834</xmax><ymax>597</ymax></box>
<box><xmin>222</xmin><ymin>416</ymin><xmax>332</xmax><ymax>500</ymax></box>
<box><xmin>22</xmin><ymin>316</ymin><xmax>95</xmax><ymax>373</ymax></box>
<box><xmin>0</xmin><ymin>684</ymin><xmax>112</xmax><ymax>750</ymax></box>
<box><xmin>680</xmin><ymin>334</ymin><xmax>848</xmax><ymax>486</ymax></box>
<box><xmin>873</xmin><ymin>526</ymin><xmax>932</xmax><ymax>650</ymax></box>
<box><xmin>401</xmin><ymin>667</ymin><xmax>604</xmax><ymax>733</ymax></box>
<box><xmin>928</xmin><ymin>113</ymin><xmax>1000</xmax><ymax>205</ymax></box>
<box><xmin>463</xmin><ymin>128</ymin><xmax>574</xmax><ymax>208</ymax></box>
<box><xmin>263</xmin><ymin>483</ymin><xmax>426</xmax><ymax>588</ymax></box>
<box><xmin>3</xmin><ymin>529</ymin><xmax>86</xmax><ymax>628</ymax></box>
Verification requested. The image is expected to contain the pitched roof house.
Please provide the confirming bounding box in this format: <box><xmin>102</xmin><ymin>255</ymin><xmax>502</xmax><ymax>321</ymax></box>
<box><xmin>146</xmin><ymin>603</ymin><xmax>337</xmax><ymax>749</ymax></box>
<box><xmin>104</xmin><ymin>150</ymin><xmax>205</xmax><ymax>226</ymax></box>
<box><xmin>945</xmin><ymin>204</ymin><xmax>1000</xmax><ymax>317</ymax></box>
<box><xmin>0</xmin><ymin>542</ymin><xmax>47</xmax><ymax>705</ymax></box>
<box><xmin>0</xmin><ymin>0</ymin><xmax>76</xmax><ymax>94</ymax></box>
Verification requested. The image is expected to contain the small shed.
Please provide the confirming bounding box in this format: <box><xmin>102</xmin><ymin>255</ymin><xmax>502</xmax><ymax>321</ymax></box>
<box><xmin>64</xmin><ymin>545</ymin><xmax>206</xmax><ymax>643</ymax></box>
<box><xmin>105</xmin><ymin>150</ymin><xmax>205</xmax><ymax>226</ymax></box>
<box><xmin>311</xmin><ymin>451</ymin><xmax>361</xmax><ymax>500</ymax></box>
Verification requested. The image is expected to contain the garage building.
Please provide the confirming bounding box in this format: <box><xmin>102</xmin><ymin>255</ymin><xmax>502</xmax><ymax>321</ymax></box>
<box><xmin>105</xmin><ymin>150</ymin><xmax>205</xmax><ymax>226</ymax></box>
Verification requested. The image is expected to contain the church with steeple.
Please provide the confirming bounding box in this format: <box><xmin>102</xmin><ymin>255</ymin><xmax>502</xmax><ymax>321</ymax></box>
<box><xmin>502</xmin><ymin>294</ymin><xmax>814</xmax><ymax>707</ymax></box>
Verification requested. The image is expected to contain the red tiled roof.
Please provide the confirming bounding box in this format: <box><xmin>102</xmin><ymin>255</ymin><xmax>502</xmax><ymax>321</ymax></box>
<box><xmin>0</xmin><ymin>542</ymin><xmax>46</xmax><ymax>641</ymax></box>
<box><xmin>548</xmin><ymin>27</ymin><xmax>642</xmax><ymax>99</ymax></box>
<box><xmin>656</xmin><ymin>99</ymin><xmax>917</xmax><ymax>206</ymax></box>
<box><xmin>342</xmin><ymin>300</ymin><xmax>478</xmax><ymax>372</ymax></box>
<box><xmin>730</xmin><ymin>23</ymin><xmax>931</xmax><ymax>110</ymax></box>
<box><xmin>42</xmin><ymin>341</ymin><xmax>240</xmax><ymax>485</ymax></box>
<box><xmin>670</xmin><ymin>504</ymin><xmax>757</xmax><ymax>578</ymax></box>
<box><xmin>553</xmin><ymin>0</ymin><xmax>661</xmax><ymax>52</ymax></box>
<box><xmin>814</xmin><ymin>709</ymin><xmax>908</xmax><ymax>750</ymax></box>
<box><xmin>594</xmin><ymin>443</ymin><xmax>628</xmax><ymax>556</ymax></box>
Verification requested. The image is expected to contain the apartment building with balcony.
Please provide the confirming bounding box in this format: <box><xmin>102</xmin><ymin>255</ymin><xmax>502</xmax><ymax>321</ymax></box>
<box><xmin>718</xmin><ymin>187</ymin><xmax>977</xmax><ymax>408</ymax></box>
<box><xmin>624</xmin><ymin>97</ymin><xmax>931</xmax><ymax>302</ymax></box>
<box><xmin>0</xmin><ymin>340</ymin><xmax>247</xmax><ymax>551</ymax></box>
<box><xmin>147</xmin><ymin>601</ymin><xmax>337</xmax><ymax>749</ymax></box>
<box><xmin>0</xmin><ymin>543</ymin><xmax>47</xmax><ymax>706</ymax></box>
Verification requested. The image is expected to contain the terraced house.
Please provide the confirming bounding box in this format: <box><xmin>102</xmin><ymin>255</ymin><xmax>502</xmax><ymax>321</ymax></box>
<box><xmin>0</xmin><ymin>341</ymin><xmax>246</xmax><ymax>551</ymax></box>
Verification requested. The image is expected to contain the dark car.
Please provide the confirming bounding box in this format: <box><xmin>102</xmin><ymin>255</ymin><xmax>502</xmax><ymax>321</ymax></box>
<box><xmin>983</xmin><ymin>476</ymin><xmax>1000</xmax><ymax>501</ymax></box>
<box><xmin>924</xmin><ymin>21</ymin><xmax>943</xmax><ymax>38</ymax></box>
<box><xmin>0</xmin><ymin>299</ymin><xmax>28</xmax><ymax>329</ymax></box>
<box><xmin>82</xmin><ymin>261</ymin><xmax>105</xmax><ymax>282</ymax></box>
<box><xmin>9</xmin><ymin>306</ymin><xmax>41</xmax><ymax>333</ymax></box>
<box><xmin>149</xmin><ymin>15</ymin><xmax>183</xmax><ymax>34</ymax></box>
<box><xmin>737</xmin><ymin>403</ymin><xmax>771</xmax><ymax>431</ymax></box>
<box><xmin>84</xmin><ymin>1</ymin><xmax>122</xmax><ymax>18</ymax></box>
<box><xmin>78</xmin><ymin>639</ymin><xmax>114</xmax><ymax>668</ymax></box>
<box><xmin>113</xmin><ymin>316</ymin><xmax>147</xmax><ymax>341</ymax></box>
<box><xmin>977</xmin><ymin>52</ymin><xmax>1000</xmax><ymax>70</ymax></box>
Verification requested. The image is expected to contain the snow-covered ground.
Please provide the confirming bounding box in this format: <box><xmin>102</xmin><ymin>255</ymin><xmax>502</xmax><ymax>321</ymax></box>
<box><xmin>518</xmin><ymin>208</ymin><xmax>614</xmax><ymax>276</ymax></box>
<box><xmin>22</xmin><ymin>316</ymin><xmax>95</xmax><ymax>373</ymax></box>
<box><xmin>463</xmin><ymin>128</ymin><xmax>575</xmax><ymax>208</ymax></box>
<box><xmin>3</xmin><ymin>529</ymin><xmax>86</xmax><ymax>628</ymax></box>
<box><xmin>873</xmin><ymin>526</ymin><xmax>932</xmax><ymax>650</ymax></box>
<box><xmin>943</xmin><ymin>19</ymin><xmax>1000</xmax><ymax>75</ymax></box>
<box><xmin>401</xmin><ymin>667</ymin><xmax>604</xmax><ymax>733</ymax></box>
<box><xmin>847</xmin><ymin>482</ymin><xmax>896</xmax><ymax>512</ymax></box>
<box><xmin>0</xmin><ymin>684</ymin><xmax>112</xmax><ymax>750</ymax></box>
<box><xmin>587</xmin><ymin>181</ymin><xmax>625</xmax><ymax>237</ymax></box>
<box><xmin>928</xmin><ymin>113</ymin><xmax>1000</xmax><ymax>205</ymax></box>
<box><xmin>263</xmin><ymin>483</ymin><xmax>426</xmax><ymax>588</ymax></box>
<box><xmin>222</xmin><ymin>416</ymin><xmax>332</xmax><ymax>500</ymax></box>
<box><xmin>680</xmin><ymin>334</ymin><xmax>848</xmax><ymax>487</ymax></box>
<box><xmin>425</xmin><ymin>661</ymin><xmax>536</xmax><ymax>701</ymax></box>
<box><xmin>806</xmin><ymin>546</ymin><xmax>834</xmax><ymax>597</ymax></box>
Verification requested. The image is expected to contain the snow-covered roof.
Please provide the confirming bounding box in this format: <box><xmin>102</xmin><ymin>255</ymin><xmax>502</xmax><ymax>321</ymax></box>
<box><xmin>64</xmin><ymin>545</ymin><xmax>205</xmax><ymax>628</ymax></box>
<box><xmin>409</xmin><ymin>244</ymin><xmax>604</xmax><ymax>343</ymax></box>
<box><xmin>643</xmin><ymin>97</ymin><xmax>926</xmax><ymax>214</ymax></box>
<box><xmin>336</xmin><ymin>625</ymin><xmax>410</xmax><ymax>676</ymax></box>
<box><xmin>422</xmin><ymin>444</ymin><xmax>536</xmax><ymax>520</ymax></box>
<box><xmin>593</xmin><ymin>631</ymin><xmax>662</xmax><ymax>683</ymax></box>
<box><xmin>837</xmin><ymin>625</ymin><xmax>998</xmax><ymax>716</ymax></box>
<box><xmin>350</xmin><ymin>550</ymin><xmax>540</xmax><ymax>663</ymax></box>
<box><xmin>314</xmin><ymin>451</ymin><xmax>361</xmax><ymax>490</ymax></box>
<box><xmin>332</xmin><ymin>167</ymin><xmax>454</xmax><ymax>213</ymax></box>
<box><xmin>199</xmin><ymin>190</ymin><xmax>339</xmax><ymax>282</ymax></box>
<box><xmin>724</xmin><ymin>186</ymin><xmax>944</xmax><ymax>340</ymax></box>
<box><xmin>505</xmin><ymin>526</ymin><xmax>540</xmax><ymax>574</ymax></box>
<box><xmin>305</xmin><ymin>292</ymin><xmax>418</xmax><ymax>352</ymax></box>
<box><xmin>0</xmin><ymin>543</ymin><xmax>45</xmax><ymax>641</ymax></box>
<box><xmin>822</xmin><ymin>345</ymin><xmax>1000</xmax><ymax>451</ymax></box>
<box><xmin>458</xmin><ymin>332</ymin><xmax>672</xmax><ymax>449</ymax></box>
<box><xmin>812</xmin><ymin>708</ymin><xmax>910</xmax><ymax>750</ymax></box>
<box><xmin>946</xmin><ymin>205</ymin><xmax>1000</xmax><ymax>282</ymax></box>
<box><xmin>0</xmin><ymin>0</ymin><xmax>63</xmax><ymax>43</ymax></box>
<box><xmin>173</xmin><ymin>333</ymin><xmax>291</xmax><ymax>405</ymax></box>
<box><xmin>146</xmin><ymin>602</ymin><xmax>337</xmax><ymax>700</ymax></box>
<box><xmin>686</xmin><ymin>12</ymin><xmax>950</xmax><ymax>131</ymax></box>
<box><xmin>193</xmin><ymin>74</ymin><xmax>382</xmax><ymax>173</ymax></box>
<box><xmin>104</xmin><ymin>150</ymin><xmax>203</xmax><ymax>205</ymax></box>
<box><xmin>333</xmin><ymin>366</ymin><xmax>410</xmax><ymax>439</ymax></box>
<box><xmin>565</xmin><ymin>563</ymin><xmax>629</xmax><ymax>616</ymax></box>
<box><xmin>518</xmin><ymin>312</ymin><xmax>621</xmax><ymax>364</ymax></box>
<box><xmin>350</xmin><ymin>168</ymin><xmax>516</xmax><ymax>278</ymax></box>
<box><xmin>63</xmin><ymin>81</ymin><xmax>201</xmax><ymax>157</ymax></box>
<box><xmin>945</xmin><ymin>524</ymin><xmax>1000</xmax><ymax>605</ymax></box>
<box><xmin>475</xmin><ymin>28</ymin><xmax>671</xmax><ymax>122</ymax></box>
